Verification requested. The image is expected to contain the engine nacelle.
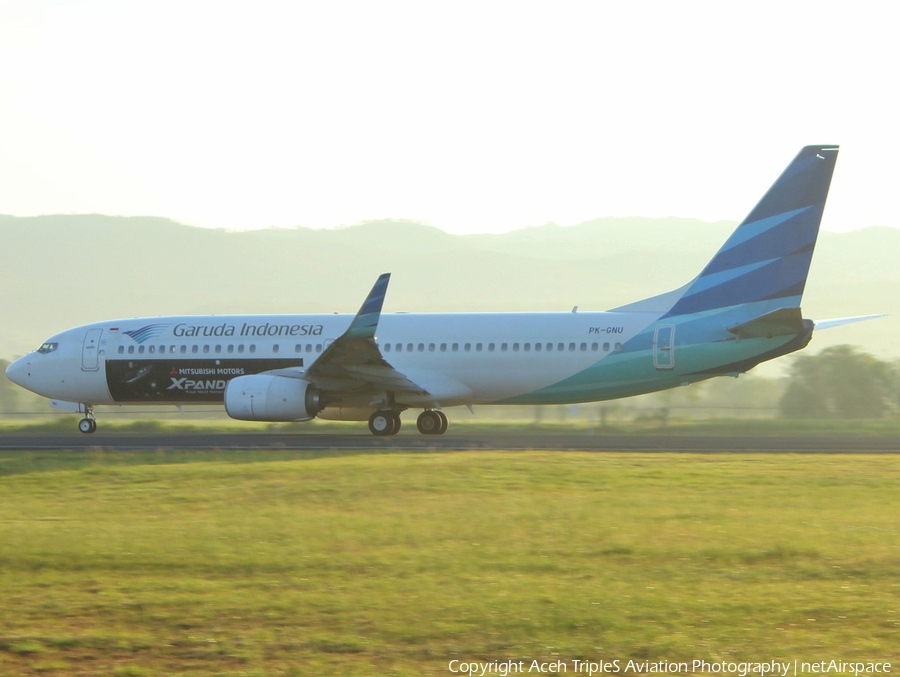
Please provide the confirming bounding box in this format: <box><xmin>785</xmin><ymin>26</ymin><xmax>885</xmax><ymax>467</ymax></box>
<box><xmin>224</xmin><ymin>374</ymin><xmax>321</xmax><ymax>422</ymax></box>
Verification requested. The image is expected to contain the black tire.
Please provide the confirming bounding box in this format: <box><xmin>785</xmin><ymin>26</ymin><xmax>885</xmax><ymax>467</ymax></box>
<box><xmin>78</xmin><ymin>418</ymin><xmax>95</xmax><ymax>434</ymax></box>
<box><xmin>436</xmin><ymin>410</ymin><xmax>448</xmax><ymax>434</ymax></box>
<box><xmin>416</xmin><ymin>410</ymin><xmax>442</xmax><ymax>435</ymax></box>
<box><xmin>369</xmin><ymin>410</ymin><xmax>400</xmax><ymax>436</ymax></box>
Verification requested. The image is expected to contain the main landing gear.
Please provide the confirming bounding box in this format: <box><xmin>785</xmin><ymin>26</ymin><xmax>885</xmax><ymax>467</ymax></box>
<box><xmin>416</xmin><ymin>409</ymin><xmax>447</xmax><ymax>435</ymax></box>
<box><xmin>78</xmin><ymin>405</ymin><xmax>97</xmax><ymax>434</ymax></box>
<box><xmin>367</xmin><ymin>409</ymin><xmax>449</xmax><ymax>436</ymax></box>
<box><xmin>368</xmin><ymin>410</ymin><xmax>402</xmax><ymax>436</ymax></box>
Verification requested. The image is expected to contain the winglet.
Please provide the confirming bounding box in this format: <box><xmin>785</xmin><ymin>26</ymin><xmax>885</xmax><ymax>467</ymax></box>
<box><xmin>344</xmin><ymin>273</ymin><xmax>391</xmax><ymax>340</ymax></box>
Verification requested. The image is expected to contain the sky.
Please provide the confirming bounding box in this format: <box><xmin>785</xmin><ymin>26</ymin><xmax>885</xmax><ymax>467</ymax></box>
<box><xmin>1</xmin><ymin>0</ymin><xmax>897</xmax><ymax>235</ymax></box>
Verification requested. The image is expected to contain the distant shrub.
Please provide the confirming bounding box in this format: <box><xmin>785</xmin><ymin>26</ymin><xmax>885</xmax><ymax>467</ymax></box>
<box><xmin>780</xmin><ymin>345</ymin><xmax>896</xmax><ymax>419</ymax></box>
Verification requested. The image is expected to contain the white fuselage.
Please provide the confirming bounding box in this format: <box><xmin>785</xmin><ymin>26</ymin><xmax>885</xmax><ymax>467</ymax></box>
<box><xmin>6</xmin><ymin>310</ymin><xmax>654</xmax><ymax>409</ymax></box>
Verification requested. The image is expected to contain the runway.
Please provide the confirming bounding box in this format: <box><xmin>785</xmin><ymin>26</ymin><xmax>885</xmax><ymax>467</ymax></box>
<box><xmin>1</xmin><ymin>431</ymin><xmax>898</xmax><ymax>453</ymax></box>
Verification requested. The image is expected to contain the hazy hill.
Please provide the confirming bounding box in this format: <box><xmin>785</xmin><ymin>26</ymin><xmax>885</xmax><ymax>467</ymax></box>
<box><xmin>0</xmin><ymin>215</ymin><xmax>892</xmax><ymax>366</ymax></box>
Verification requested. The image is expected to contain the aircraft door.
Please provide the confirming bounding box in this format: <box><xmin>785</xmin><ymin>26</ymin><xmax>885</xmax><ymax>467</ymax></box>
<box><xmin>82</xmin><ymin>328</ymin><xmax>104</xmax><ymax>371</ymax></box>
<box><xmin>653</xmin><ymin>324</ymin><xmax>675</xmax><ymax>370</ymax></box>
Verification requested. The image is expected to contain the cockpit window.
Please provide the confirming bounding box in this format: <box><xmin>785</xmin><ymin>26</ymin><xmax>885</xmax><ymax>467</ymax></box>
<box><xmin>37</xmin><ymin>342</ymin><xmax>59</xmax><ymax>354</ymax></box>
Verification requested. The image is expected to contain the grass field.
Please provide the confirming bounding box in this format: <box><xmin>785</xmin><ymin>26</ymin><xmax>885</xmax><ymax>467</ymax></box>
<box><xmin>0</xmin><ymin>449</ymin><xmax>898</xmax><ymax>676</ymax></box>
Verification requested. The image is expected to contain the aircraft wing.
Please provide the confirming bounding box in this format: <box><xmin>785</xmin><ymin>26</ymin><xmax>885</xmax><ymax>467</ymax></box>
<box><xmin>275</xmin><ymin>273</ymin><xmax>428</xmax><ymax>398</ymax></box>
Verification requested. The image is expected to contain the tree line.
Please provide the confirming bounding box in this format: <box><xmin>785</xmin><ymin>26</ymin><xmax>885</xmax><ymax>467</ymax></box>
<box><xmin>779</xmin><ymin>345</ymin><xmax>899</xmax><ymax>419</ymax></box>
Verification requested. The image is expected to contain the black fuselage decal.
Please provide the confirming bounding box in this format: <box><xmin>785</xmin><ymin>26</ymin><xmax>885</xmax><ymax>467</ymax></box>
<box><xmin>106</xmin><ymin>359</ymin><xmax>304</xmax><ymax>402</ymax></box>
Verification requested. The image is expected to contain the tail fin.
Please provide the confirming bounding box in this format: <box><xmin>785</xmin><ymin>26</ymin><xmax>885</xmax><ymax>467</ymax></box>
<box><xmin>659</xmin><ymin>145</ymin><xmax>839</xmax><ymax>318</ymax></box>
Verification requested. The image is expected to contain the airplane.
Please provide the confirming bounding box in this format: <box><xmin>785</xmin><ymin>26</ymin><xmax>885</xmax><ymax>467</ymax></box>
<box><xmin>5</xmin><ymin>145</ymin><xmax>883</xmax><ymax>435</ymax></box>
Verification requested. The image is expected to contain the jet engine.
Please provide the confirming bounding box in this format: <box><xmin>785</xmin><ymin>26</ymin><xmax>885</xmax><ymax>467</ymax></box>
<box><xmin>224</xmin><ymin>374</ymin><xmax>321</xmax><ymax>422</ymax></box>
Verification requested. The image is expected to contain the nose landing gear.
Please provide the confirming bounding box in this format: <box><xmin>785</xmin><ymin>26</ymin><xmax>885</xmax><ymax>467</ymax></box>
<box><xmin>78</xmin><ymin>405</ymin><xmax>97</xmax><ymax>434</ymax></box>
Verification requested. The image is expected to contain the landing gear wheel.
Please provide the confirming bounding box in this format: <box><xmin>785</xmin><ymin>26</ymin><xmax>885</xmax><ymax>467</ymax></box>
<box><xmin>78</xmin><ymin>418</ymin><xmax>96</xmax><ymax>434</ymax></box>
<box><xmin>436</xmin><ymin>410</ymin><xmax>448</xmax><ymax>434</ymax></box>
<box><xmin>416</xmin><ymin>410</ymin><xmax>443</xmax><ymax>435</ymax></box>
<box><xmin>369</xmin><ymin>410</ymin><xmax>400</xmax><ymax>436</ymax></box>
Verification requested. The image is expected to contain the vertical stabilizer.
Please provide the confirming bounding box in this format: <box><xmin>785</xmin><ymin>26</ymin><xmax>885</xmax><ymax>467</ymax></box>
<box><xmin>660</xmin><ymin>145</ymin><xmax>839</xmax><ymax>318</ymax></box>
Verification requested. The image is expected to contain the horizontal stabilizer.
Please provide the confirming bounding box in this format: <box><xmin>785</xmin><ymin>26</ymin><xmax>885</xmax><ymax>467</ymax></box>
<box><xmin>813</xmin><ymin>314</ymin><xmax>886</xmax><ymax>331</ymax></box>
<box><xmin>727</xmin><ymin>307</ymin><xmax>804</xmax><ymax>339</ymax></box>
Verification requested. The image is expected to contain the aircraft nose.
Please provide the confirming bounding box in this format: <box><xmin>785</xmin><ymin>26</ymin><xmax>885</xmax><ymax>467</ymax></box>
<box><xmin>5</xmin><ymin>356</ymin><xmax>31</xmax><ymax>388</ymax></box>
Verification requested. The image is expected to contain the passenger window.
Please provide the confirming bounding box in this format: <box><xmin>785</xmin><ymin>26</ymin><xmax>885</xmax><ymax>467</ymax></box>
<box><xmin>215</xmin><ymin>345</ymin><xmax>221</xmax><ymax>353</ymax></box>
<box><xmin>180</xmin><ymin>345</ymin><xmax>187</xmax><ymax>354</ymax></box>
<box><xmin>238</xmin><ymin>345</ymin><xmax>245</xmax><ymax>353</ymax></box>
<box><xmin>418</xmin><ymin>343</ymin><xmax>424</xmax><ymax>352</ymax></box>
<box><xmin>273</xmin><ymin>344</ymin><xmax>280</xmax><ymax>354</ymax></box>
<box><xmin>191</xmin><ymin>345</ymin><xmax>198</xmax><ymax>354</ymax></box>
<box><xmin>227</xmin><ymin>345</ymin><xmax>234</xmax><ymax>353</ymax></box>
<box><xmin>128</xmin><ymin>345</ymin><xmax>135</xmax><ymax>354</ymax></box>
<box><xmin>557</xmin><ymin>343</ymin><xmax>564</xmax><ymax>352</ymax></box>
<box><xmin>117</xmin><ymin>346</ymin><xmax>124</xmax><ymax>354</ymax></box>
<box><xmin>569</xmin><ymin>343</ymin><xmax>576</xmax><ymax>351</ymax></box>
<box><xmin>604</xmin><ymin>342</ymin><xmax>610</xmax><ymax>352</ymax></box>
<box><xmin>591</xmin><ymin>342</ymin><xmax>598</xmax><ymax>351</ymax></box>
<box><xmin>524</xmin><ymin>343</ymin><xmax>531</xmax><ymax>352</ymax></box>
<box><xmin>384</xmin><ymin>343</ymin><xmax>391</xmax><ymax>353</ymax></box>
<box><xmin>476</xmin><ymin>343</ymin><xmax>482</xmax><ymax>352</ymax></box>
<box><xmin>452</xmin><ymin>343</ymin><xmax>459</xmax><ymax>352</ymax></box>
<box><xmin>203</xmin><ymin>345</ymin><xmax>210</xmax><ymax>353</ymax></box>
<box><xmin>395</xmin><ymin>343</ymin><xmax>402</xmax><ymax>352</ymax></box>
<box><xmin>429</xmin><ymin>343</ymin><xmax>435</xmax><ymax>352</ymax></box>
<box><xmin>249</xmin><ymin>345</ymin><xmax>256</xmax><ymax>354</ymax></box>
<box><xmin>488</xmin><ymin>343</ymin><xmax>495</xmax><ymax>352</ymax></box>
<box><xmin>306</xmin><ymin>345</ymin><xmax>313</xmax><ymax>353</ymax></box>
<box><xmin>546</xmin><ymin>343</ymin><xmax>553</xmax><ymax>351</ymax></box>
<box><xmin>513</xmin><ymin>343</ymin><xmax>519</xmax><ymax>352</ymax></box>
<box><xmin>464</xmin><ymin>343</ymin><xmax>471</xmax><ymax>352</ymax></box>
<box><xmin>440</xmin><ymin>343</ymin><xmax>447</xmax><ymax>352</ymax></box>
<box><xmin>615</xmin><ymin>342</ymin><xmax>622</xmax><ymax>351</ymax></box>
<box><xmin>535</xmin><ymin>343</ymin><xmax>542</xmax><ymax>352</ymax></box>
<box><xmin>149</xmin><ymin>345</ymin><xmax>156</xmax><ymax>354</ymax></box>
<box><xmin>138</xmin><ymin>345</ymin><xmax>145</xmax><ymax>354</ymax></box>
<box><xmin>501</xmin><ymin>343</ymin><xmax>508</xmax><ymax>352</ymax></box>
<box><xmin>407</xmin><ymin>343</ymin><xmax>414</xmax><ymax>352</ymax></box>
<box><xmin>580</xmin><ymin>343</ymin><xmax>587</xmax><ymax>352</ymax></box>
<box><xmin>316</xmin><ymin>344</ymin><xmax>323</xmax><ymax>352</ymax></box>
